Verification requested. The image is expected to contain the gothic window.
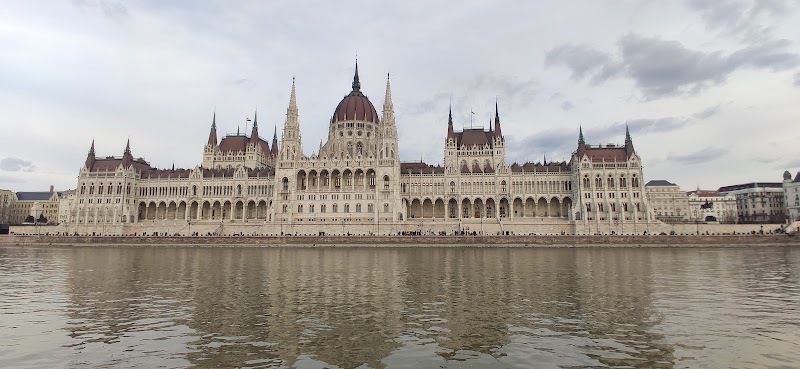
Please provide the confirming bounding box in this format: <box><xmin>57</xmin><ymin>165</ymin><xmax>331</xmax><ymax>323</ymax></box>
<box><xmin>356</xmin><ymin>204</ymin><xmax>362</xmax><ymax>212</ymax></box>
<box><xmin>384</xmin><ymin>175</ymin><xmax>390</xmax><ymax>190</ymax></box>
<box><xmin>282</xmin><ymin>204</ymin><xmax>288</xmax><ymax>213</ymax></box>
<box><xmin>356</xmin><ymin>142</ymin><xmax>363</xmax><ymax>155</ymax></box>
<box><xmin>623</xmin><ymin>203</ymin><xmax>628</xmax><ymax>211</ymax></box>
<box><xmin>347</xmin><ymin>142</ymin><xmax>353</xmax><ymax>156</ymax></box>
<box><xmin>344</xmin><ymin>204</ymin><xmax>350</xmax><ymax>213</ymax></box>
<box><xmin>282</xmin><ymin>177</ymin><xmax>289</xmax><ymax>191</ymax></box>
<box><xmin>384</xmin><ymin>203</ymin><xmax>389</xmax><ymax>213</ymax></box>
<box><xmin>595</xmin><ymin>177</ymin><xmax>603</xmax><ymax>188</ymax></box>
<box><xmin>607</xmin><ymin>177</ymin><xmax>614</xmax><ymax>188</ymax></box>
<box><xmin>599</xmin><ymin>203</ymin><xmax>605</xmax><ymax>212</ymax></box>
<box><xmin>501</xmin><ymin>180</ymin><xmax>507</xmax><ymax>192</ymax></box>
<box><xmin>298</xmin><ymin>205</ymin><xmax>303</xmax><ymax>213</ymax></box>
<box><xmin>583</xmin><ymin>176</ymin><xmax>590</xmax><ymax>188</ymax></box>
<box><xmin>632</xmin><ymin>176</ymin><xmax>639</xmax><ymax>188</ymax></box>
<box><xmin>333</xmin><ymin>204</ymin><xmax>338</xmax><ymax>213</ymax></box>
<box><xmin>586</xmin><ymin>203</ymin><xmax>592</xmax><ymax>212</ymax></box>
<box><xmin>237</xmin><ymin>185</ymin><xmax>242</xmax><ymax>196</ymax></box>
<box><xmin>450</xmin><ymin>181</ymin><xmax>455</xmax><ymax>193</ymax></box>
<box><xmin>321</xmin><ymin>204</ymin><xmax>326</xmax><ymax>213</ymax></box>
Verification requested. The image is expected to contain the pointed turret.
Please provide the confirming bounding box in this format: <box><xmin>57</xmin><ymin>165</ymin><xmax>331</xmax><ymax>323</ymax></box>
<box><xmin>121</xmin><ymin>139</ymin><xmax>133</xmax><ymax>167</ymax></box>
<box><xmin>576</xmin><ymin>126</ymin><xmax>587</xmax><ymax>158</ymax></box>
<box><xmin>250</xmin><ymin>110</ymin><xmax>259</xmax><ymax>142</ymax></box>
<box><xmin>271</xmin><ymin>125</ymin><xmax>279</xmax><ymax>156</ymax></box>
<box><xmin>287</xmin><ymin>77</ymin><xmax>298</xmax><ymax>120</ymax></box>
<box><xmin>493</xmin><ymin>100</ymin><xmax>502</xmax><ymax>138</ymax></box>
<box><xmin>447</xmin><ymin>105</ymin><xmax>455</xmax><ymax>139</ymax></box>
<box><xmin>84</xmin><ymin>140</ymin><xmax>96</xmax><ymax>169</ymax></box>
<box><xmin>207</xmin><ymin>111</ymin><xmax>218</xmax><ymax>146</ymax></box>
<box><xmin>625</xmin><ymin>123</ymin><xmax>635</xmax><ymax>158</ymax></box>
<box><xmin>383</xmin><ymin>72</ymin><xmax>393</xmax><ymax>112</ymax></box>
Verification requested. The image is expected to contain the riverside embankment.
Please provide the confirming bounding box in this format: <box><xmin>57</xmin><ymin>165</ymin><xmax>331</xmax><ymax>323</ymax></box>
<box><xmin>1</xmin><ymin>234</ymin><xmax>798</xmax><ymax>248</ymax></box>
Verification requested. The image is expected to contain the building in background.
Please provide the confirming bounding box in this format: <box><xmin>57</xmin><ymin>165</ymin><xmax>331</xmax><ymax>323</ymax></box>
<box><xmin>783</xmin><ymin>171</ymin><xmax>800</xmax><ymax>225</ymax></box>
<box><xmin>645</xmin><ymin>180</ymin><xmax>689</xmax><ymax>223</ymax></box>
<box><xmin>719</xmin><ymin>182</ymin><xmax>785</xmax><ymax>224</ymax></box>
<box><xmin>10</xmin><ymin>187</ymin><xmax>62</xmax><ymax>225</ymax></box>
<box><xmin>686</xmin><ymin>189</ymin><xmax>737</xmax><ymax>223</ymax></box>
<box><xmin>58</xmin><ymin>190</ymin><xmax>76</xmax><ymax>226</ymax></box>
<box><xmin>0</xmin><ymin>189</ymin><xmax>13</xmax><ymax>224</ymax></box>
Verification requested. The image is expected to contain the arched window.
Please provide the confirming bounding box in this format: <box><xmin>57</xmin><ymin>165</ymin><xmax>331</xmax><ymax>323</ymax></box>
<box><xmin>356</xmin><ymin>204</ymin><xmax>362</xmax><ymax>212</ymax></box>
<box><xmin>620</xmin><ymin>176</ymin><xmax>627</xmax><ymax>188</ymax></box>
<box><xmin>501</xmin><ymin>180</ymin><xmax>507</xmax><ymax>192</ymax></box>
<box><xmin>450</xmin><ymin>181</ymin><xmax>455</xmax><ymax>193</ymax></box>
<box><xmin>384</xmin><ymin>175</ymin><xmax>390</xmax><ymax>190</ymax></box>
<box><xmin>347</xmin><ymin>142</ymin><xmax>353</xmax><ymax>156</ymax></box>
<box><xmin>583</xmin><ymin>176</ymin><xmax>590</xmax><ymax>188</ymax></box>
<box><xmin>599</xmin><ymin>203</ymin><xmax>604</xmax><ymax>212</ymax></box>
<box><xmin>607</xmin><ymin>177</ymin><xmax>614</xmax><ymax>188</ymax></box>
<box><xmin>282</xmin><ymin>177</ymin><xmax>289</xmax><ymax>191</ymax></box>
<box><xmin>595</xmin><ymin>177</ymin><xmax>603</xmax><ymax>188</ymax></box>
<box><xmin>356</xmin><ymin>141</ymin><xmax>363</xmax><ymax>155</ymax></box>
<box><xmin>344</xmin><ymin>203</ymin><xmax>350</xmax><ymax>213</ymax></box>
<box><xmin>632</xmin><ymin>176</ymin><xmax>639</xmax><ymax>188</ymax></box>
<box><xmin>297</xmin><ymin>205</ymin><xmax>303</xmax><ymax>213</ymax></box>
<box><xmin>237</xmin><ymin>184</ymin><xmax>242</xmax><ymax>196</ymax></box>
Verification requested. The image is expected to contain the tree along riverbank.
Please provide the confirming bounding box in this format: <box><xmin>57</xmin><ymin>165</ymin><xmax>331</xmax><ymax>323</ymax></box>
<box><xmin>1</xmin><ymin>234</ymin><xmax>798</xmax><ymax>248</ymax></box>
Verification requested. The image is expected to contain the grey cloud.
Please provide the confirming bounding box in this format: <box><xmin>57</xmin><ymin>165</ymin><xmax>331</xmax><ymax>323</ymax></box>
<box><xmin>0</xmin><ymin>175</ymin><xmax>26</xmax><ymax>185</ymax></box>
<box><xmin>667</xmin><ymin>147</ymin><xmax>729</xmax><ymax>164</ymax></box>
<box><xmin>545</xmin><ymin>45</ymin><xmax>621</xmax><ymax>84</ymax></box>
<box><xmin>686</xmin><ymin>0</ymin><xmax>794</xmax><ymax>42</ymax></box>
<box><xmin>794</xmin><ymin>72</ymin><xmax>800</xmax><ymax>87</ymax></box>
<box><xmin>693</xmin><ymin>104</ymin><xmax>722</xmax><ymax>119</ymax></box>
<box><xmin>547</xmin><ymin>34</ymin><xmax>799</xmax><ymax>99</ymax></box>
<box><xmin>560</xmin><ymin>101</ymin><xmax>574</xmax><ymax>111</ymax></box>
<box><xmin>0</xmin><ymin>158</ymin><xmax>36</xmax><ymax>172</ymax></box>
<box><xmin>508</xmin><ymin>130</ymin><xmax>576</xmax><ymax>164</ymax></box>
<box><xmin>404</xmin><ymin>92</ymin><xmax>452</xmax><ymax>116</ymax></box>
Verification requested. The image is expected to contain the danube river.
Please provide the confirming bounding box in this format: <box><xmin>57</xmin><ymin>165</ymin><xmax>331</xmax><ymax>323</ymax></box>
<box><xmin>1</xmin><ymin>246</ymin><xmax>798</xmax><ymax>368</ymax></box>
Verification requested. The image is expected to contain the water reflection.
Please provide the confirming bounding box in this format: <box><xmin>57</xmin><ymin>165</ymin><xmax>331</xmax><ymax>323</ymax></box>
<box><xmin>0</xmin><ymin>246</ymin><xmax>798</xmax><ymax>368</ymax></box>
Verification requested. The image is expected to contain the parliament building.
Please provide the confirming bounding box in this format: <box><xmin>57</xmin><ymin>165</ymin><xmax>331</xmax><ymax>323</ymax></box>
<box><xmin>66</xmin><ymin>63</ymin><xmax>657</xmax><ymax>236</ymax></box>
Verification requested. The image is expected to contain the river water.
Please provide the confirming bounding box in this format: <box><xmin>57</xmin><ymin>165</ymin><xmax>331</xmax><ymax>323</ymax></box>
<box><xmin>0</xmin><ymin>246</ymin><xmax>798</xmax><ymax>369</ymax></box>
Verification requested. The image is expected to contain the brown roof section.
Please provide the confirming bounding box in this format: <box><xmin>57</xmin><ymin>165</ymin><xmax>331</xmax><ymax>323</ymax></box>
<box><xmin>332</xmin><ymin>94</ymin><xmax>379</xmax><ymax>123</ymax></box>
<box><xmin>509</xmin><ymin>161</ymin><xmax>570</xmax><ymax>173</ymax></box>
<box><xmin>145</xmin><ymin>169</ymin><xmax>192</xmax><ymax>179</ymax></box>
<box><xmin>88</xmin><ymin>158</ymin><xmax>153</xmax><ymax>173</ymax></box>
<box><xmin>200</xmin><ymin>167</ymin><xmax>274</xmax><ymax>178</ymax></box>
<box><xmin>454</xmin><ymin>129</ymin><xmax>493</xmax><ymax>147</ymax></box>
<box><xmin>585</xmin><ymin>147</ymin><xmax>627</xmax><ymax>162</ymax></box>
<box><xmin>217</xmin><ymin>135</ymin><xmax>272</xmax><ymax>154</ymax></box>
<box><xmin>400</xmin><ymin>162</ymin><xmax>445</xmax><ymax>174</ymax></box>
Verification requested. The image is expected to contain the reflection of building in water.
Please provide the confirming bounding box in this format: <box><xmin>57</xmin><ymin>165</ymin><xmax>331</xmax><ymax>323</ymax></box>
<box><xmin>64</xmin><ymin>62</ymin><xmax>668</xmax><ymax>236</ymax></box>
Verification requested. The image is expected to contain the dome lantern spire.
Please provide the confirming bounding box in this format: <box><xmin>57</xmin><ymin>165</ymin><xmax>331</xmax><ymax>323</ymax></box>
<box><xmin>352</xmin><ymin>58</ymin><xmax>361</xmax><ymax>92</ymax></box>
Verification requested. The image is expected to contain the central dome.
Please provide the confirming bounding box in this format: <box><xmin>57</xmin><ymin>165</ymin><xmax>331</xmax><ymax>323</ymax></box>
<box><xmin>331</xmin><ymin>63</ymin><xmax>379</xmax><ymax>124</ymax></box>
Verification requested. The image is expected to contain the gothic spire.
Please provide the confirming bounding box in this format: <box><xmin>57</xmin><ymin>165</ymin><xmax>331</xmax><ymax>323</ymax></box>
<box><xmin>578</xmin><ymin>126</ymin><xmax>585</xmax><ymax>146</ymax></box>
<box><xmin>625</xmin><ymin>123</ymin><xmax>635</xmax><ymax>157</ymax></box>
<box><xmin>493</xmin><ymin>100</ymin><xmax>502</xmax><ymax>138</ymax></box>
<box><xmin>625</xmin><ymin>123</ymin><xmax>632</xmax><ymax>146</ymax></box>
<box><xmin>121</xmin><ymin>139</ymin><xmax>133</xmax><ymax>167</ymax></box>
<box><xmin>352</xmin><ymin>58</ymin><xmax>361</xmax><ymax>92</ymax></box>
<box><xmin>85</xmin><ymin>140</ymin><xmax>96</xmax><ymax>169</ymax></box>
<box><xmin>208</xmin><ymin>111</ymin><xmax>218</xmax><ymax>146</ymax></box>
<box><xmin>251</xmin><ymin>109</ymin><xmax>259</xmax><ymax>141</ymax></box>
<box><xmin>447</xmin><ymin>105</ymin><xmax>455</xmax><ymax>139</ymax></box>
<box><xmin>271</xmin><ymin>124</ymin><xmax>279</xmax><ymax>156</ymax></box>
<box><xmin>287</xmin><ymin>77</ymin><xmax>298</xmax><ymax>118</ymax></box>
<box><xmin>383</xmin><ymin>72</ymin><xmax>393</xmax><ymax>111</ymax></box>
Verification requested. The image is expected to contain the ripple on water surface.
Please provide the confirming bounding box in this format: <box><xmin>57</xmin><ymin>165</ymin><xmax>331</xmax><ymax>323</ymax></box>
<box><xmin>0</xmin><ymin>246</ymin><xmax>799</xmax><ymax>368</ymax></box>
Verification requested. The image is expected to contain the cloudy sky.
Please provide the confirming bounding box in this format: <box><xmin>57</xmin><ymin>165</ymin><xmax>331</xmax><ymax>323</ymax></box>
<box><xmin>1</xmin><ymin>0</ymin><xmax>799</xmax><ymax>192</ymax></box>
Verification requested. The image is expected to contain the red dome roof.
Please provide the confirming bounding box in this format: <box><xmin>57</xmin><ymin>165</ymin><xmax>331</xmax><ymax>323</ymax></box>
<box><xmin>331</xmin><ymin>61</ymin><xmax>380</xmax><ymax>124</ymax></box>
<box><xmin>333</xmin><ymin>93</ymin><xmax>379</xmax><ymax>123</ymax></box>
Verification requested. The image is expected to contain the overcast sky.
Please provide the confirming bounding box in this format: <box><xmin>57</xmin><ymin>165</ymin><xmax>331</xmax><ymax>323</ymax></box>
<box><xmin>1</xmin><ymin>0</ymin><xmax>799</xmax><ymax>192</ymax></box>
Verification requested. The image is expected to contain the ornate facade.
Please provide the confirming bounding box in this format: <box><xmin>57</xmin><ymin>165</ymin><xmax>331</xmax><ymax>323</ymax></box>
<box><xmin>66</xmin><ymin>63</ymin><xmax>658</xmax><ymax>236</ymax></box>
